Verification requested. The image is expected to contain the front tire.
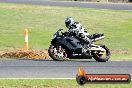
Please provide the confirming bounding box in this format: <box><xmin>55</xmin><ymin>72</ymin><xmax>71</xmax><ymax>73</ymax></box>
<box><xmin>93</xmin><ymin>45</ymin><xmax>110</xmax><ymax>62</ymax></box>
<box><xmin>48</xmin><ymin>45</ymin><xmax>67</xmax><ymax>61</ymax></box>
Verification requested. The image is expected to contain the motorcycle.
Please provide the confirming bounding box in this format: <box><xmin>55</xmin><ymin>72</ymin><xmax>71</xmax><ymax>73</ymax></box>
<box><xmin>48</xmin><ymin>29</ymin><xmax>110</xmax><ymax>62</ymax></box>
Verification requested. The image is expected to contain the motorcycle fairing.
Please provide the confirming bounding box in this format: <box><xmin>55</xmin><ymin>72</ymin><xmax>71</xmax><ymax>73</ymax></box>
<box><xmin>51</xmin><ymin>36</ymin><xmax>82</xmax><ymax>54</ymax></box>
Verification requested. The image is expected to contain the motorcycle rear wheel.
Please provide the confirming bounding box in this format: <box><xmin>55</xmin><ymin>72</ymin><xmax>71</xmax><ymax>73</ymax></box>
<box><xmin>48</xmin><ymin>45</ymin><xmax>67</xmax><ymax>61</ymax></box>
<box><xmin>93</xmin><ymin>45</ymin><xmax>110</xmax><ymax>62</ymax></box>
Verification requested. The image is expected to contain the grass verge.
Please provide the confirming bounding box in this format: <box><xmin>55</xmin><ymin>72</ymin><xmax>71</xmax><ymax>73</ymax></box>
<box><xmin>0</xmin><ymin>79</ymin><xmax>131</xmax><ymax>88</ymax></box>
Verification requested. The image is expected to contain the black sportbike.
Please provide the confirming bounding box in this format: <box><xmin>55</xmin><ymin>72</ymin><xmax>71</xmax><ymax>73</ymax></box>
<box><xmin>48</xmin><ymin>29</ymin><xmax>110</xmax><ymax>62</ymax></box>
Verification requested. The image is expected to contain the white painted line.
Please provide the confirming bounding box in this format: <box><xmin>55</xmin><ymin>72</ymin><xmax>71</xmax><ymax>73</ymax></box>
<box><xmin>0</xmin><ymin>78</ymin><xmax>76</xmax><ymax>80</ymax></box>
<box><xmin>0</xmin><ymin>78</ymin><xmax>131</xmax><ymax>80</ymax></box>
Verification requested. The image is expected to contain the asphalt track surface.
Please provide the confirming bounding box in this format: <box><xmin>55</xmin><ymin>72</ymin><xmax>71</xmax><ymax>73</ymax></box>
<box><xmin>0</xmin><ymin>59</ymin><xmax>132</xmax><ymax>78</ymax></box>
<box><xmin>0</xmin><ymin>0</ymin><xmax>132</xmax><ymax>10</ymax></box>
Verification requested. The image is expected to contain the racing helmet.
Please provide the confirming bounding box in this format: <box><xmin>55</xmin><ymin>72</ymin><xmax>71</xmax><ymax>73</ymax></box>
<box><xmin>65</xmin><ymin>17</ymin><xmax>74</xmax><ymax>28</ymax></box>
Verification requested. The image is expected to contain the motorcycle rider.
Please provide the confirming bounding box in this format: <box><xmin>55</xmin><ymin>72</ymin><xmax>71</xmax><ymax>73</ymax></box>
<box><xmin>65</xmin><ymin>17</ymin><xmax>91</xmax><ymax>45</ymax></box>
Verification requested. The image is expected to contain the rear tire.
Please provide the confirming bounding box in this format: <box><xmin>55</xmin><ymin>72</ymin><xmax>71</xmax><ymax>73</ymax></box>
<box><xmin>48</xmin><ymin>45</ymin><xmax>67</xmax><ymax>61</ymax></box>
<box><xmin>93</xmin><ymin>45</ymin><xmax>110</xmax><ymax>62</ymax></box>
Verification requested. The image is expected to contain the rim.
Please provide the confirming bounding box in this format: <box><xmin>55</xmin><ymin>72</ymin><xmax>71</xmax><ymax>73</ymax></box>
<box><xmin>50</xmin><ymin>45</ymin><xmax>67</xmax><ymax>60</ymax></box>
<box><xmin>95</xmin><ymin>47</ymin><xmax>110</xmax><ymax>59</ymax></box>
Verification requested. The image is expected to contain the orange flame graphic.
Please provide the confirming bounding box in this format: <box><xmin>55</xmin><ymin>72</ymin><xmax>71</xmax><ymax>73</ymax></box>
<box><xmin>78</xmin><ymin>67</ymin><xmax>86</xmax><ymax>76</ymax></box>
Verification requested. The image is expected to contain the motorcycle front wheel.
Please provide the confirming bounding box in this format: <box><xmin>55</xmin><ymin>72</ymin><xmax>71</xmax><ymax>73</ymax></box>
<box><xmin>48</xmin><ymin>45</ymin><xmax>67</xmax><ymax>61</ymax></box>
<box><xmin>93</xmin><ymin>45</ymin><xmax>110</xmax><ymax>62</ymax></box>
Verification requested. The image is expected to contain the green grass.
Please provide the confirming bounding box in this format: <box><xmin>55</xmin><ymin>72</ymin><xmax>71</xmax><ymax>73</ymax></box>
<box><xmin>0</xmin><ymin>3</ymin><xmax>132</xmax><ymax>60</ymax></box>
<box><xmin>0</xmin><ymin>79</ymin><xmax>131</xmax><ymax>88</ymax></box>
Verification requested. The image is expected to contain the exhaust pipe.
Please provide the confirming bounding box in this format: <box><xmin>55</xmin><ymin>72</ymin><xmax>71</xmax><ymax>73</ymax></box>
<box><xmin>94</xmin><ymin>36</ymin><xmax>105</xmax><ymax>41</ymax></box>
